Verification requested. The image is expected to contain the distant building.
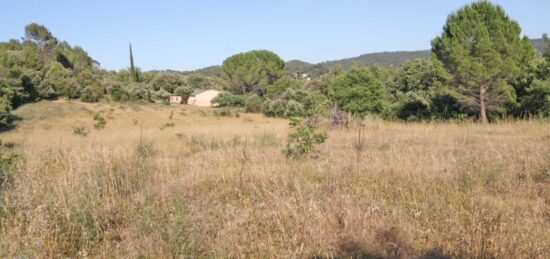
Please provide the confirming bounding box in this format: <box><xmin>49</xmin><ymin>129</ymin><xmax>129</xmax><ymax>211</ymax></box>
<box><xmin>187</xmin><ymin>89</ymin><xmax>221</xmax><ymax>107</ymax></box>
<box><xmin>169</xmin><ymin>95</ymin><xmax>183</xmax><ymax>104</ymax></box>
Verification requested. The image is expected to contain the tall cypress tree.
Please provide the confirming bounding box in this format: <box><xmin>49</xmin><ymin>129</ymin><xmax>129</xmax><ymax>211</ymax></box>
<box><xmin>129</xmin><ymin>43</ymin><xmax>139</xmax><ymax>82</ymax></box>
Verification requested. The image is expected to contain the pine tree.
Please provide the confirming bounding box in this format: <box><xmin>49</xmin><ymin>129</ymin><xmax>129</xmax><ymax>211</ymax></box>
<box><xmin>129</xmin><ymin>43</ymin><xmax>139</xmax><ymax>82</ymax></box>
<box><xmin>432</xmin><ymin>1</ymin><xmax>536</xmax><ymax>123</ymax></box>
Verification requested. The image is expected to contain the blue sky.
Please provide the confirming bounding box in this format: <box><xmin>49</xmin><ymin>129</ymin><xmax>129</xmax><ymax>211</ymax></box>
<box><xmin>1</xmin><ymin>0</ymin><xmax>548</xmax><ymax>71</ymax></box>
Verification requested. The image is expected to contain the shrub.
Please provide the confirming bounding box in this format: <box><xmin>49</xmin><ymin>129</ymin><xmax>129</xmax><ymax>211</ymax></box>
<box><xmin>262</xmin><ymin>86</ymin><xmax>329</xmax><ymax>118</ymax></box>
<box><xmin>154</xmin><ymin>89</ymin><xmax>172</xmax><ymax>103</ymax></box>
<box><xmin>160</xmin><ymin>122</ymin><xmax>175</xmax><ymax>130</ymax></box>
<box><xmin>93</xmin><ymin>113</ymin><xmax>106</xmax><ymax>130</ymax></box>
<box><xmin>244</xmin><ymin>94</ymin><xmax>263</xmax><ymax>113</ymax></box>
<box><xmin>284</xmin><ymin>118</ymin><xmax>327</xmax><ymax>159</ymax></box>
<box><xmin>174</xmin><ymin>86</ymin><xmax>193</xmax><ymax>99</ymax></box>
<box><xmin>136</xmin><ymin>140</ymin><xmax>155</xmax><ymax>158</ymax></box>
<box><xmin>214</xmin><ymin>108</ymin><xmax>239</xmax><ymax>117</ymax></box>
<box><xmin>0</xmin><ymin>95</ymin><xmax>12</xmax><ymax>127</ymax></box>
<box><xmin>330</xmin><ymin>66</ymin><xmax>388</xmax><ymax>117</ymax></box>
<box><xmin>80</xmin><ymin>84</ymin><xmax>105</xmax><ymax>103</ymax></box>
<box><xmin>149</xmin><ymin>72</ymin><xmax>185</xmax><ymax>92</ymax></box>
<box><xmin>212</xmin><ymin>91</ymin><xmax>244</xmax><ymax>107</ymax></box>
<box><xmin>263</xmin><ymin>99</ymin><xmax>286</xmax><ymax>117</ymax></box>
<box><xmin>266</xmin><ymin>77</ymin><xmax>302</xmax><ymax>99</ymax></box>
<box><xmin>127</xmin><ymin>83</ymin><xmax>152</xmax><ymax>102</ymax></box>
<box><xmin>109</xmin><ymin>84</ymin><xmax>129</xmax><ymax>102</ymax></box>
<box><xmin>284</xmin><ymin>100</ymin><xmax>305</xmax><ymax>117</ymax></box>
<box><xmin>0</xmin><ymin>143</ymin><xmax>19</xmax><ymax>192</ymax></box>
<box><xmin>72</xmin><ymin>126</ymin><xmax>89</xmax><ymax>136</ymax></box>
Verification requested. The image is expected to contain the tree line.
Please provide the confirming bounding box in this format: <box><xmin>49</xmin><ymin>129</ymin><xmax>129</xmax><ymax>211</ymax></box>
<box><xmin>1</xmin><ymin>1</ymin><xmax>549</xmax><ymax>127</ymax></box>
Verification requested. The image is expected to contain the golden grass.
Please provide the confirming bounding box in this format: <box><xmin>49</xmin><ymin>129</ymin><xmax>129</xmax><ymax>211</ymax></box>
<box><xmin>1</xmin><ymin>100</ymin><xmax>549</xmax><ymax>258</ymax></box>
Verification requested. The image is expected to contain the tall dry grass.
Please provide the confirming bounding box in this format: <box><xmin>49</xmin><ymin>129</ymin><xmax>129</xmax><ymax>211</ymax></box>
<box><xmin>0</xmin><ymin>100</ymin><xmax>549</xmax><ymax>258</ymax></box>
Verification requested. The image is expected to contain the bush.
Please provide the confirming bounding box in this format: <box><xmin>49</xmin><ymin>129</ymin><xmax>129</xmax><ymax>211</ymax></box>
<box><xmin>136</xmin><ymin>140</ymin><xmax>155</xmax><ymax>158</ymax></box>
<box><xmin>160</xmin><ymin>122</ymin><xmax>175</xmax><ymax>130</ymax></box>
<box><xmin>0</xmin><ymin>96</ymin><xmax>12</xmax><ymax>127</ymax></box>
<box><xmin>262</xmin><ymin>84</ymin><xmax>329</xmax><ymax>118</ymax></box>
<box><xmin>263</xmin><ymin>99</ymin><xmax>286</xmax><ymax>117</ymax></box>
<box><xmin>93</xmin><ymin>113</ymin><xmax>106</xmax><ymax>130</ymax></box>
<box><xmin>154</xmin><ymin>89</ymin><xmax>172</xmax><ymax>103</ymax></box>
<box><xmin>212</xmin><ymin>91</ymin><xmax>245</xmax><ymax>107</ymax></box>
<box><xmin>244</xmin><ymin>94</ymin><xmax>263</xmax><ymax>113</ymax></box>
<box><xmin>284</xmin><ymin>100</ymin><xmax>305</xmax><ymax>117</ymax></box>
<box><xmin>72</xmin><ymin>126</ymin><xmax>89</xmax><ymax>136</ymax></box>
<box><xmin>149</xmin><ymin>72</ymin><xmax>186</xmax><ymax>92</ymax></box>
<box><xmin>330</xmin><ymin>66</ymin><xmax>388</xmax><ymax>117</ymax></box>
<box><xmin>266</xmin><ymin>77</ymin><xmax>302</xmax><ymax>99</ymax></box>
<box><xmin>214</xmin><ymin>108</ymin><xmax>239</xmax><ymax>117</ymax></box>
<box><xmin>174</xmin><ymin>86</ymin><xmax>193</xmax><ymax>99</ymax></box>
<box><xmin>284</xmin><ymin>118</ymin><xmax>327</xmax><ymax>159</ymax></box>
<box><xmin>127</xmin><ymin>83</ymin><xmax>152</xmax><ymax>102</ymax></box>
<box><xmin>80</xmin><ymin>84</ymin><xmax>105</xmax><ymax>103</ymax></box>
<box><xmin>0</xmin><ymin>143</ymin><xmax>19</xmax><ymax>192</ymax></box>
<box><xmin>520</xmin><ymin>79</ymin><xmax>550</xmax><ymax>117</ymax></box>
<box><xmin>108</xmin><ymin>84</ymin><xmax>129</xmax><ymax>102</ymax></box>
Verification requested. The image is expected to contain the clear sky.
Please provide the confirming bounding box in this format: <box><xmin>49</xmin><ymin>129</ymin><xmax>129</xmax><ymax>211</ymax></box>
<box><xmin>1</xmin><ymin>0</ymin><xmax>548</xmax><ymax>71</ymax></box>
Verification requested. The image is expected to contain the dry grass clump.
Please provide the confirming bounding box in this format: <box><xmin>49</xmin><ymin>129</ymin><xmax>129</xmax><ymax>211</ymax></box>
<box><xmin>0</xmin><ymin>100</ymin><xmax>549</xmax><ymax>258</ymax></box>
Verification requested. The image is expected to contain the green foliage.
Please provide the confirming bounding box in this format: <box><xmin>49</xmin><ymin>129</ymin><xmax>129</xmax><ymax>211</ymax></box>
<box><xmin>520</xmin><ymin>79</ymin><xmax>550</xmax><ymax>117</ymax></box>
<box><xmin>330</xmin><ymin>66</ymin><xmax>387</xmax><ymax>117</ymax></box>
<box><xmin>72</xmin><ymin>126</ymin><xmax>89</xmax><ymax>136</ymax></box>
<box><xmin>283</xmin><ymin>100</ymin><xmax>305</xmax><ymax>118</ymax></box>
<box><xmin>93</xmin><ymin>113</ymin><xmax>106</xmax><ymax>130</ymax></box>
<box><xmin>174</xmin><ymin>86</ymin><xmax>193</xmax><ymax>99</ymax></box>
<box><xmin>222</xmin><ymin>50</ymin><xmax>285</xmax><ymax>95</ymax></box>
<box><xmin>262</xmin><ymin>77</ymin><xmax>329</xmax><ymax>118</ymax></box>
<box><xmin>186</xmin><ymin>73</ymin><xmax>210</xmax><ymax>89</ymax></box>
<box><xmin>389</xmin><ymin>59</ymin><xmax>463</xmax><ymax>120</ymax></box>
<box><xmin>19</xmin><ymin>70</ymin><xmax>42</xmax><ymax>102</ymax></box>
<box><xmin>244</xmin><ymin>94</ymin><xmax>263</xmax><ymax>113</ymax></box>
<box><xmin>213</xmin><ymin>108</ymin><xmax>240</xmax><ymax>117</ymax></box>
<box><xmin>39</xmin><ymin>62</ymin><xmax>72</xmax><ymax>98</ymax></box>
<box><xmin>80</xmin><ymin>84</ymin><xmax>105</xmax><ymax>103</ymax></box>
<box><xmin>149</xmin><ymin>72</ymin><xmax>185</xmax><ymax>93</ymax></box>
<box><xmin>24</xmin><ymin>23</ymin><xmax>57</xmax><ymax>48</ymax></box>
<box><xmin>284</xmin><ymin>118</ymin><xmax>327</xmax><ymax>159</ymax></box>
<box><xmin>211</xmin><ymin>91</ymin><xmax>245</xmax><ymax>107</ymax></box>
<box><xmin>0</xmin><ymin>143</ymin><xmax>19</xmax><ymax>192</ymax></box>
<box><xmin>432</xmin><ymin>1</ymin><xmax>537</xmax><ymax>122</ymax></box>
<box><xmin>154</xmin><ymin>89</ymin><xmax>172</xmax><ymax>103</ymax></box>
<box><xmin>108</xmin><ymin>84</ymin><xmax>129</xmax><ymax>102</ymax></box>
<box><xmin>129</xmin><ymin>44</ymin><xmax>139</xmax><ymax>82</ymax></box>
<box><xmin>263</xmin><ymin>98</ymin><xmax>287</xmax><ymax>117</ymax></box>
<box><xmin>264</xmin><ymin>92</ymin><xmax>328</xmax><ymax>118</ymax></box>
<box><xmin>160</xmin><ymin>122</ymin><xmax>175</xmax><ymax>130</ymax></box>
<box><xmin>265</xmin><ymin>77</ymin><xmax>302</xmax><ymax>99</ymax></box>
<box><xmin>126</xmin><ymin>83</ymin><xmax>152</xmax><ymax>102</ymax></box>
<box><xmin>0</xmin><ymin>95</ymin><xmax>12</xmax><ymax>127</ymax></box>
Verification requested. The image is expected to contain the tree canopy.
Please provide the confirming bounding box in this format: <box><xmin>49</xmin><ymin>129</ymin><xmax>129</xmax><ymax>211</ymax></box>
<box><xmin>329</xmin><ymin>66</ymin><xmax>387</xmax><ymax>117</ymax></box>
<box><xmin>221</xmin><ymin>50</ymin><xmax>285</xmax><ymax>96</ymax></box>
<box><xmin>24</xmin><ymin>23</ymin><xmax>57</xmax><ymax>48</ymax></box>
<box><xmin>432</xmin><ymin>1</ymin><xmax>537</xmax><ymax>123</ymax></box>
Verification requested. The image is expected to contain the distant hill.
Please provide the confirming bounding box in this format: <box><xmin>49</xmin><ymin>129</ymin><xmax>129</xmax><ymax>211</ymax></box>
<box><xmin>319</xmin><ymin>50</ymin><xmax>431</xmax><ymax>69</ymax></box>
<box><xmin>186</xmin><ymin>65</ymin><xmax>222</xmax><ymax>77</ymax></box>
<box><xmin>191</xmin><ymin>38</ymin><xmax>548</xmax><ymax>77</ymax></box>
<box><xmin>531</xmin><ymin>38</ymin><xmax>548</xmax><ymax>53</ymax></box>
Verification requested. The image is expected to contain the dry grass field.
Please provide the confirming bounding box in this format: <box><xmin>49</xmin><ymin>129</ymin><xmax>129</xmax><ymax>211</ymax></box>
<box><xmin>1</xmin><ymin>100</ymin><xmax>549</xmax><ymax>258</ymax></box>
